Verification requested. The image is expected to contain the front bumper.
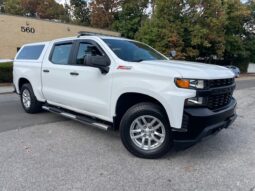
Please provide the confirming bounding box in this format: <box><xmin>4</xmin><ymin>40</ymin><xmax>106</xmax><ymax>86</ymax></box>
<box><xmin>173</xmin><ymin>98</ymin><xmax>237</xmax><ymax>149</ymax></box>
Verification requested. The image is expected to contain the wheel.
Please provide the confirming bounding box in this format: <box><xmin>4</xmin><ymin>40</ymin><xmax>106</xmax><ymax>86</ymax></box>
<box><xmin>20</xmin><ymin>83</ymin><xmax>42</xmax><ymax>113</ymax></box>
<box><xmin>120</xmin><ymin>102</ymin><xmax>173</xmax><ymax>159</ymax></box>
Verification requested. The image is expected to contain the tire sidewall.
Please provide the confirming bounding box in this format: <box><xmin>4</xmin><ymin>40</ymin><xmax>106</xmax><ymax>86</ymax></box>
<box><xmin>20</xmin><ymin>84</ymin><xmax>41</xmax><ymax>113</ymax></box>
<box><xmin>120</xmin><ymin>103</ymin><xmax>172</xmax><ymax>158</ymax></box>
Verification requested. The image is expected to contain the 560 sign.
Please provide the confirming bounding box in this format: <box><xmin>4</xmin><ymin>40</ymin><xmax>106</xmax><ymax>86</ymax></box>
<box><xmin>21</xmin><ymin>26</ymin><xmax>35</xmax><ymax>34</ymax></box>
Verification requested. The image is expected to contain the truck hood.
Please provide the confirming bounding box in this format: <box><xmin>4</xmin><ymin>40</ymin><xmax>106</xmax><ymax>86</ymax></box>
<box><xmin>141</xmin><ymin>60</ymin><xmax>234</xmax><ymax>79</ymax></box>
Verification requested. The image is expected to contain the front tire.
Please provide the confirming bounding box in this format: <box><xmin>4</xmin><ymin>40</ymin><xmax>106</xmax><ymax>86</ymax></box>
<box><xmin>120</xmin><ymin>102</ymin><xmax>173</xmax><ymax>159</ymax></box>
<box><xmin>20</xmin><ymin>83</ymin><xmax>42</xmax><ymax>114</ymax></box>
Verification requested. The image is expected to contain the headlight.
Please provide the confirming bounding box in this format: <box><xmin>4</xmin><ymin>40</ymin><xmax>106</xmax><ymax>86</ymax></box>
<box><xmin>175</xmin><ymin>78</ymin><xmax>205</xmax><ymax>89</ymax></box>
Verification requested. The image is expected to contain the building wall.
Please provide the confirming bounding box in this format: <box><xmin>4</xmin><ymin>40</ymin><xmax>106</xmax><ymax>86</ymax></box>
<box><xmin>0</xmin><ymin>14</ymin><xmax>120</xmax><ymax>59</ymax></box>
<box><xmin>248</xmin><ymin>63</ymin><xmax>255</xmax><ymax>73</ymax></box>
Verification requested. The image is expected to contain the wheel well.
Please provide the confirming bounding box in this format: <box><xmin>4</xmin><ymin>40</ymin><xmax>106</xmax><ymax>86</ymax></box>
<box><xmin>18</xmin><ymin>78</ymin><xmax>30</xmax><ymax>92</ymax></box>
<box><xmin>114</xmin><ymin>93</ymin><xmax>168</xmax><ymax>129</ymax></box>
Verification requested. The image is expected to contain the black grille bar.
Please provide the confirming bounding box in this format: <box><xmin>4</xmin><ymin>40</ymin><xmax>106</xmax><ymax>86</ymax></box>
<box><xmin>207</xmin><ymin>92</ymin><xmax>233</xmax><ymax>110</ymax></box>
<box><xmin>206</xmin><ymin>78</ymin><xmax>235</xmax><ymax>89</ymax></box>
<box><xmin>197</xmin><ymin>78</ymin><xmax>235</xmax><ymax>110</ymax></box>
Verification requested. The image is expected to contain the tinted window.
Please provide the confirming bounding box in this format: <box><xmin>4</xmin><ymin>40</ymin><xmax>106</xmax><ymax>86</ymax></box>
<box><xmin>17</xmin><ymin>45</ymin><xmax>45</xmax><ymax>60</ymax></box>
<box><xmin>103</xmin><ymin>39</ymin><xmax>167</xmax><ymax>62</ymax></box>
<box><xmin>76</xmin><ymin>42</ymin><xmax>103</xmax><ymax>65</ymax></box>
<box><xmin>51</xmin><ymin>43</ymin><xmax>72</xmax><ymax>65</ymax></box>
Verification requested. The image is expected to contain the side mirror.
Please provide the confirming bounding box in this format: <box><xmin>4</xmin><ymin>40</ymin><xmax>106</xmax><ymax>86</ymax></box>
<box><xmin>169</xmin><ymin>50</ymin><xmax>176</xmax><ymax>58</ymax></box>
<box><xmin>85</xmin><ymin>55</ymin><xmax>110</xmax><ymax>74</ymax></box>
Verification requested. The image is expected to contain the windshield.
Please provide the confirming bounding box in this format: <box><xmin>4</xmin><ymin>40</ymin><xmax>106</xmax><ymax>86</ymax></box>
<box><xmin>103</xmin><ymin>39</ymin><xmax>167</xmax><ymax>62</ymax></box>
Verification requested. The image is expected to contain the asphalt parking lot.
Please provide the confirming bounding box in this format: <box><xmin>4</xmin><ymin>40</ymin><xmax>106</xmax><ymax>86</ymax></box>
<box><xmin>0</xmin><ymin>80</ymin><xmax>255</xmax><ymax>191</ymax></box>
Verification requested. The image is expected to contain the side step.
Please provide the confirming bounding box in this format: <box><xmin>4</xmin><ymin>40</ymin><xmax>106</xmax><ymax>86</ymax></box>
<box><xmin>42</xmin><ymin>105</ymin><xmax>112</xmax><ymax>131</ymax></box>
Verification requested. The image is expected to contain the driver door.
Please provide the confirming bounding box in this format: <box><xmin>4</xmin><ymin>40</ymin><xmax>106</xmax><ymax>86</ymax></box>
<box><xmin>63</xmin><ymin>40</ymin><xmax>113</xmax><ymax>121</ymax></box>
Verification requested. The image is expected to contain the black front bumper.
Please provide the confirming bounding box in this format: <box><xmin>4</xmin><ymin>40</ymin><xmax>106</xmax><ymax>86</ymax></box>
<box><xmin>173</xmin><ymin>98</ymin><xmax>237</xmax><ymax>149</ymax></box>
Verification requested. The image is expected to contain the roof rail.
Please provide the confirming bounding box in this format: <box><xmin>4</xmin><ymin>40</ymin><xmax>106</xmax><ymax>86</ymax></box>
<box><xmin>77</xmin><ymin>31</ymin><xmax>114</xmax><ymax>38</ymax></box>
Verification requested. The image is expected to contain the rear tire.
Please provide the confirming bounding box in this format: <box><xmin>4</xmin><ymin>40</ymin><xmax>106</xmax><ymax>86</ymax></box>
<box><xmin>20</xmin><ymin>83</ymin><xmax>42</xmax><ymax>114</ymax></box>
<box><xmin>120</xmin><ymin>102</ymin><xmax>173</xmax><ymax>159</ymax></box>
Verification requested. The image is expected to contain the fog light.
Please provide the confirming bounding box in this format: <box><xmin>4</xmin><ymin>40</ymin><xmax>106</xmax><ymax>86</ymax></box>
<box><xmin>186</xmin><ymin>97</ymin><xmax>204</xmax><ymax>106</ymax></box>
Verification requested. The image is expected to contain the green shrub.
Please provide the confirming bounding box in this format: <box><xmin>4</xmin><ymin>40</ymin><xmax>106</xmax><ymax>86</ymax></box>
<box><xmin>234</xmin><ymin>62</ymin><xmax>249</xmax><ymax>73</ymax></box>
<box><xmin>0</xmin><ymin>62</ymin><xmax>13</xmax><ymax>83</ymax></box>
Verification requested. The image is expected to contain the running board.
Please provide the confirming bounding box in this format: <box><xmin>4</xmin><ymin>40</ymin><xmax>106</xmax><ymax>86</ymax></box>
<box><xmin>42</xmin><ymin>105</ymin><xmax>112</xmax><ymax>131</ymax></box>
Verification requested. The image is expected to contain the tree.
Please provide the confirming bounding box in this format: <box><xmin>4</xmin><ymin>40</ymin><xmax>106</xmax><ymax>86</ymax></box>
<box><xmin>90</xmin><ymin>0</ymin><xmax>120</xmax><ymax>29</ymax></box>
<box><xmin>245</xmin><ymin>0</ymin><xmax>255</xmax><ymax>35</ymax></box>
<box><xmin>223</xmin><ymin>0</ymin><xmax>251</xmax><ymax>65</ymax></box>
<box><xmin>136</xmin><ymin>17</ymin><xmax>181</xmax><ymax>56</ymax></box>
<box><xmin>245</xmin><ymin>0</ymin><xmax>255</xmax><ymax>63</ymax></box>
<box><xmin>112</xmin><ymin>0</ymin><xmax>148</xmax><ymax>39</ymax></box>
<box><xmin>3</xmin><ymin>0</ymin><xmax>67</xmax><ymax>21</ymax></box>
<box><xmin>4</xmin><ymin>0</ymin><xmax>25</xmax><ymax>15</ymax></box>
<box><xmin>136</xmin><ymin>0</ymin><xmax>184</xmax><ymax>57</ymax></box>
<box><xmin>184</xmin><ymin>0</ymin><xmax>226</xmax><ymax>61</ymax></box>
<box><xmin>136</xmin><ymin>0</ymin><xmax>226</xmax><ymax>61</ymax></box>
<box><xmin>36</xmin><ymin>0</ymin><xmax>66</xmax><ymax>20</ymax></box>
<box><xmin>60</xmin><ymin>3</ymin><xmax>71</xmax><ymax>23</ymax></box>
<box><xmin>0</xmin><ymin>0</ymin><xmax>4</xmax><ymax>12</ymax></box>
<box><xmin>20</xmin><ymin>0</ymin><xmax>39</xmax><ymax>16</ymax></box>
<box><xmin>150</xmin><ymin>0</ymin><xmax>155</xmax><ymax>15</ymax></box>
<box><xmin>70</xmin><ymin>0</ymin><xmax>90</xmax><ymax>26</ymax></box>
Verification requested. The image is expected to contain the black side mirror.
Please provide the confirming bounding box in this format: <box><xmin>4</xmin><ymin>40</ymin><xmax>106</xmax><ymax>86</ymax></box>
<box><xmin>84</xmin><ymin>55</ymin><xmax>110</xmax><ymax>74</ymax></box>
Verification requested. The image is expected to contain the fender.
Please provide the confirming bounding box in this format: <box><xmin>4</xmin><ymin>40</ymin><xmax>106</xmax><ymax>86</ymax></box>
<box><xmin>110</xmin><ymin>88</ymin><xmax>173</xmax><ymax>127</ymax></box>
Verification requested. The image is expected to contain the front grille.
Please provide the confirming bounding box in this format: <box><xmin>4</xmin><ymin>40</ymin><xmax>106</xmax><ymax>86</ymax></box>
<box><xmin>207</xmin><ymin>92</ymin><xmax>233</xmax><ymax>110</ymax></box>
<box><xmin>207</xmin><ymin>78</ymin><xmax>235</xmax><ymax>88</ymax></box>
<box><xmin>201</xmin><ymin>78</ymin><xmax>235</xmax><ymax>110</ymax></box>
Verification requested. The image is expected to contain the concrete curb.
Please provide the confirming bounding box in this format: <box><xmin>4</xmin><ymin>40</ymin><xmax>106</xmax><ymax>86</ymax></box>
<box><xmin>0</xmin><ymin>86</ymin><xmax>14</xmax><ymax>94</ymax></box>
<box><xmin>0</xmin><ymin>83</ymin><xmax>13</xmax><ymax>87</ymax></box>
<box><xmin>236</xmin><ymin>76</ymin><xmax>255</xmax><ymax>81</ymax></box>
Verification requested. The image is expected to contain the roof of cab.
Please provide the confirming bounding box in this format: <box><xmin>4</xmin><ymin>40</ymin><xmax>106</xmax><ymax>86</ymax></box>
<box><xmin>50</xmin><ymin>35</ymin><xmax>128</xmax><ymax>43</ymax></box>
<box><xmin>21</xmin><ymin>41</ymin><xmax>50</xmax><ymax>47</ymax></box>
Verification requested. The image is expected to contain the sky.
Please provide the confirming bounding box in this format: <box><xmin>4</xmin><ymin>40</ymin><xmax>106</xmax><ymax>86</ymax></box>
<box><xmin>55</xmin><ymin>0</ymin><xmax>248</xmax><ymax>5</ymax></box>
<box><xmin>55</xmin><ymin>0</ymin><xmax>70</xmax><ymax>5</ymax></box>
<box><xmin>55</xmin><ymin>0</ymin><xmax>248</xmax><ymax>6</ymax></box>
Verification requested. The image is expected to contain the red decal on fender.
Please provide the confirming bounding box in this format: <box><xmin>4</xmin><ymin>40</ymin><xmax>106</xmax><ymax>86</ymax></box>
<box><xmin>117</xmin><ymin>65</ymin><xmax>132</xmax><ymax>70</ymax></box>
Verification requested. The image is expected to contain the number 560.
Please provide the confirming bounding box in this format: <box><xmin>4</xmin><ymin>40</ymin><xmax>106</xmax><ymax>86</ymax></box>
<box><xmin>21</xmin><ymin>26</ymin><xmax>35</xmax><ymax>33</ymax></box>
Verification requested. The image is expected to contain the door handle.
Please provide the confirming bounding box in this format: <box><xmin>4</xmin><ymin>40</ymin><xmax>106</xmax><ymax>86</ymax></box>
<box><xmin>43</xmin><ymin>69</ymin><xmax>50</xmax><ymax>73</ymax></box>
<box><xmin>70</xmin><ymin>72</ymin><xmax>79</xmax><ymax>76</ymax></box>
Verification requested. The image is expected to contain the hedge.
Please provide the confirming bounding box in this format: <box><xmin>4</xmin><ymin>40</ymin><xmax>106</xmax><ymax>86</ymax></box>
<box><xmin>0</xmin><ymin>62</ymin><xmax>13</xmax><ymax>83</ymax></box>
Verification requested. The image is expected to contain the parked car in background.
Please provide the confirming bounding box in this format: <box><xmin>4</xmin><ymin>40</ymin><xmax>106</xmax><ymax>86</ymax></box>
<box><xmin>225</xmin><ymin>65</ymin><xmax>240</xmax><ymax>78</ymax></box>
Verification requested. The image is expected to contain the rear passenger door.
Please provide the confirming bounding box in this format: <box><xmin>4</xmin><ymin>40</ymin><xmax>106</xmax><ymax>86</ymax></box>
<box><xmin>42</xmin><ymin>41</ymin><xmax>76</xmax><ymax>108</ymax></box>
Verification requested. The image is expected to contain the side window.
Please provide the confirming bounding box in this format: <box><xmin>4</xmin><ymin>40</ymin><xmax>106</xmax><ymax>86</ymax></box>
<box><xmin>16</xmin><ymin>45</ymin><xmax>45</xmax><ymax>60</ymax></box>
<box><xmin>76</xmin><ymin>42</ymin><xmax>103</xmax><ymax>65</ymax></box>
<box><xmin>51</xmin><ymin>43</ymin><xmax>72</xmax><ymax>65</ymax></box>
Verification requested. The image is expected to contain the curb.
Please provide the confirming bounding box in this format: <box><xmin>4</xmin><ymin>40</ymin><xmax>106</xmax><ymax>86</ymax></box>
<box><xmin>0</xmin><ymin>92</ymin><xmax>14</xmax><ymax>95</ymax></box>
<box><xmin>236</xmin><ymin>76</ymin><xmax>255</xmax><ymax>81</ymax></box>
<box><xmin>0</xmin><ymin>86</ymin><xmax>14</xmax><ymax>94</ymax></box>
<box><xmin>0</xmin><ymin>83</ymin><xmax>13</xmax><ymax>87</ymax></box>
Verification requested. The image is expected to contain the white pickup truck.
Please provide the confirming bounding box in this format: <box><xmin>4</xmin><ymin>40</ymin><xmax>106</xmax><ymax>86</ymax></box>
<box><xmin>13</xmin><ymin>33</ymin><xmax>237</xmax><ymax>158</ymax></box>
